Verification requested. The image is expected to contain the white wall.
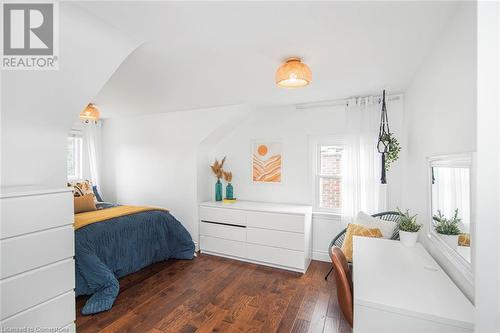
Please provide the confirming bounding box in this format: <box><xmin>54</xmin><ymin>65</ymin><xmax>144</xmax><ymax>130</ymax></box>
<box><xmin>401</xmin><ymin>3</ymin><xmax>476</xmax><ymax>300</ymax></box>
<box><xmin>475</xmin><ymin>2</ymin><xmax>500</xmax><ymax>331</ymax></box>
<box><xmin>99</xmin><ymin>105</ymin><xmax>250</xmax><ymax>241</ymax></box>
<box><xmin>1</xmin><ymin>3</ymin><xmax>138</xmax><ymax>188</ymax></box>
<box><xmin>100</xmin><ymin>100</ymin><xmax>404</xmax><ymax>258</ymax></box>
<box><xmin>212</xmin><ymin>102</ymin><xmax>405</xmax><ymax>260</ymax></box>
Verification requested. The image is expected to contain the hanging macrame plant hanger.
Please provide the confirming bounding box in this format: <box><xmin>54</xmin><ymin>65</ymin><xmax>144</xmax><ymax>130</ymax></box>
<box><xmin>377</xmin><ymin>90</ymin><xmax>390</xmax><ymax>184</ymax></box>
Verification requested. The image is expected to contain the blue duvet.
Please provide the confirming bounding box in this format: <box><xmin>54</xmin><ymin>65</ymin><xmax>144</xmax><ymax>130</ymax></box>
<box><xmin>75</xmin><ymin>209</ymin><xmax>195</xmax><ymax>315</ymax></box>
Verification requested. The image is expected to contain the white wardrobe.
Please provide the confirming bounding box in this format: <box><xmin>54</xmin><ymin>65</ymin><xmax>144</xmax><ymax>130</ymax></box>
<box><xmin>0</xmin><ymin>187</ymin><xmax>75</xmax><ymax>331</ymax></box>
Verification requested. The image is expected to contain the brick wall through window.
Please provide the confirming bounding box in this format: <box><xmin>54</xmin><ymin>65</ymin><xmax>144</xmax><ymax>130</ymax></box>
<box><xmin>318</xmin><ymin>146</ymin><xmax>343</xmax><ymax>210</ymax></box>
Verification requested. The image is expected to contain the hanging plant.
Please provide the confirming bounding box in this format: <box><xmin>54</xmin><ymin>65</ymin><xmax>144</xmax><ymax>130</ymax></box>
<box><xmin>380</xmin><ymin>133</ymin><xmax>401</xmax><ymax>171</ymax></box>
<box><xmin>377</xmin><ymin>90</ymin><xmax>402</xmax><ymax>182</ymax></box>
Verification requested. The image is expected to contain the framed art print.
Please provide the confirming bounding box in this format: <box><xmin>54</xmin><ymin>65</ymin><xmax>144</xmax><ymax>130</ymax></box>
<box><xmin>252</xmin><ymin>141</ymin><xmax>282</xmax><ymax>183</ymax></box>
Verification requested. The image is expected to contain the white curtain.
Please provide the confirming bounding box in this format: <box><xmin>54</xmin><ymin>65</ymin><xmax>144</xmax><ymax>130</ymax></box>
<box><xmin>83</xmin><ymin>121</ymin><xmax>101</xmax><ymax>189</ymax></box>
<box><xmin>341</xmin><ymin>97</ymin><xmax>387</xmax><ymax>223</ymax></box>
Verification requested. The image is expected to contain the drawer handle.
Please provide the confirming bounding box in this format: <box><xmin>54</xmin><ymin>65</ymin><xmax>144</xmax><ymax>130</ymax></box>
<box><xmin>201</xmin><ymin>220</ymin><xmax>246</xmax><ymax>228</ymax></box>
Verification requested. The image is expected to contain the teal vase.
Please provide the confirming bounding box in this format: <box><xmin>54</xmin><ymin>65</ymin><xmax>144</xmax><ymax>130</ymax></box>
<box><xmin>215</xmin><ymin>180</ymin><xmax>223</xmax><ymax>201</ymax></box>
<box><xmin>226</xmin><ymin>183</ymin><xmax>234</xmax><ymax>200</ymax></box>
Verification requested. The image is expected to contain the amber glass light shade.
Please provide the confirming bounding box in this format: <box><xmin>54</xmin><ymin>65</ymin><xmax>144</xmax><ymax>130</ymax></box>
<box><xmin>275</xmin><ymin>57</ymin><xmax>312</xmax><ymax>88</ymax></box>
<box><xmin>80</xmin><ymin>103</ymin><xmax>100</xmax><ymax>122</ymax></box>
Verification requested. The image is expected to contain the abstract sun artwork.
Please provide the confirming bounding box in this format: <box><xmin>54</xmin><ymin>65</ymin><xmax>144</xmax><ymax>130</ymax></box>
<box><xmin>252</xmin><ymin>142</ymin><xmax>282</xmax><ymax>183</ymax></box>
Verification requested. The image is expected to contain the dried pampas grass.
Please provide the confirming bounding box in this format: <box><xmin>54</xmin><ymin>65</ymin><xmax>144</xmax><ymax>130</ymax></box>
<box><xmin>223</xmin><ymin>171</ymin><xmax>233</xmax><ymax>183</ymax></box>
<box><xmin>210</xmin><ymin>156</ymin><xmax>226</xmax><ymax>180</ymax></box>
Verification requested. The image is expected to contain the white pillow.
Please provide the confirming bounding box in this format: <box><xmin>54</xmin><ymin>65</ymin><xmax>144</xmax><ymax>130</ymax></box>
<box><xmin>355</xmin><ymin>211</ymin><xmax>397</xmax><ymax>239</ymax></box>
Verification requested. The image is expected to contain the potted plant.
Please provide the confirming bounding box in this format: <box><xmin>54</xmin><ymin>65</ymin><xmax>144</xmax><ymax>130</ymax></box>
<box><xmin>433</xmin><ymin>209</ymin><xmax>461</xmax><ymax>249</ymax></box>
<box><xmin>397</xmin><ymin>208</ymin><xmax>422</xmax><ymax>247</ymax></box>
<box><xmin>210</xmin><ymin>157</ymin><xmax>226</xmax><ymax>201</ymax></box>
<box><xmin>223</xmin><ymin>171</ymin><xmax>234</xmax><ymax>200</ymax></box>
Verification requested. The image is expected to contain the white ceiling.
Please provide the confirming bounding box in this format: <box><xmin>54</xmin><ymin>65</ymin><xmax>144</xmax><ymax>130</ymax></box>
<box><xmin>77</xmin><ymin>1</ymin><xmax>458</xmax><ymax>117</ymax></box>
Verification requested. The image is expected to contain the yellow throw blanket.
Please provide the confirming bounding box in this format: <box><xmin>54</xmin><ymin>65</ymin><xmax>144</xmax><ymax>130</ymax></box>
<box><xmin>74</xmin><ymin>205</ymin><xmax>168</xmax><ymax>230</ymax></box>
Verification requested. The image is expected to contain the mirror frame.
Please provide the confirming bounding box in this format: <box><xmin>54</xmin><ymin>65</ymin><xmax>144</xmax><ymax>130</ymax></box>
<box><xmin>427</xmin><ymin>153</ymin><xmax>474</xmax><ymax>285</ymax></box>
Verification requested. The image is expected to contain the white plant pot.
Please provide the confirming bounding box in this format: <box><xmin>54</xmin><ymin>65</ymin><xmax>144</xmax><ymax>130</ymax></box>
<box><xmin>399</xmin><ymin>231</ymin><xmax>419</xmax><ymax>247</ymax></box>
<box><xmin>440</xmin><ymin>234</ymin><xmax>459</xmax><ymax>249</ymax></box>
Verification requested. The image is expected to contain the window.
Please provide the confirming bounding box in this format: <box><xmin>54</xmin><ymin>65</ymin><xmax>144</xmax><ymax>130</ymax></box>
<box><xmin>67</xmin><ymin>134</ymin><xmax>83</xmax><ymax>180</ymax></box>
<box><xmin>315</xmin><ymin>145</ymin><xmax>344</xmax><ymax>213</ymax></box>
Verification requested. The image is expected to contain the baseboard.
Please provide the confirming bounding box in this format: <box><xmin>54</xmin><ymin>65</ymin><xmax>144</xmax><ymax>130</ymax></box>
<box><xmin>194</xmin><ymin>241</ymin><xmax>199</xmax><ymax>252</ymax></box>
<box><xmin>312</xmin><ymin>250</ymin><xmax>330</xmax><ymax>262</ymax></box>
<box><xmin>201</xmin><ymin>250</ymin><xmax>306</xmax><ymax>273</ymax></box>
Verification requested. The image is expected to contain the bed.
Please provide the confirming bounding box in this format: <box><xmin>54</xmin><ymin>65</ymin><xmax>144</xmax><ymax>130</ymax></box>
<box><xmin>74</xmin><ymin>203</ymin><xmax>195</xmax><ymax>315</ymax></box>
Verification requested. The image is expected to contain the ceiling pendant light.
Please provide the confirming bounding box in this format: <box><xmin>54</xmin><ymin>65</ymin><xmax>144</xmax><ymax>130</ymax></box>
<box><xmin>79</xmin><ymin>103</ymin><xmax>100</xmax><ymax>123</ymax></box>
<box><xmin>275</xmin><ymin>57</ymin><xmax>312</xmax><ymax>88</ymax></box>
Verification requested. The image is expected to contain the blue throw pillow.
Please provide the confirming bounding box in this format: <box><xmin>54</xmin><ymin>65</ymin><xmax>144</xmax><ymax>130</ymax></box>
<box><xmin>92</xmin><ymin>185</ymin><xmax>104</xmax><ymax>202</ymax></box>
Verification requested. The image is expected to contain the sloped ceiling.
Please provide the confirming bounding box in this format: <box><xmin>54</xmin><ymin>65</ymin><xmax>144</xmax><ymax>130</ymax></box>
<box><xmin>77</xmin><ymin>1</ymin><xmax>458</xmax><ymax>117</ymax></box>
<box><xmin>1</xmin><ymin>2</ymin><xmax>139</xmax><ymax>186</ymax></box>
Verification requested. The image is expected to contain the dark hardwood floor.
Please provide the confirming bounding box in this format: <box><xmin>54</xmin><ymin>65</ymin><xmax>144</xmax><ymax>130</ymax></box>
<box><xmin>76</xmin><ymin>254</ymin><xmax>351</xmax><ymax>333</ymax></box>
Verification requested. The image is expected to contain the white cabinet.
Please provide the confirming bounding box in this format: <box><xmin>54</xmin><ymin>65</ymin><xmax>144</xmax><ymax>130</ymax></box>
<box><xmin>199</xmin><ymin>201</ymin><xmax>312</xmax><ymax>273</ymax></box>
<box><xmin>0</xmin><ymin>186</ymin><xmax>75</xmax><ymax>332</ymax></box>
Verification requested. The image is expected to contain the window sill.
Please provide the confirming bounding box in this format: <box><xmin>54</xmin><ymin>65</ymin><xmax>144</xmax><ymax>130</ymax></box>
<box><xmin>312</xmin><ymin>211</ymin><xmax>342</xmax><ymax>220</ymax></box>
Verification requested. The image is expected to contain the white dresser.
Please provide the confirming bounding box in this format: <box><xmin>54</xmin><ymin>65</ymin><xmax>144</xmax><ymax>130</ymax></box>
<box><xmin>353</xmin><ymin>237</ymin><xmax>474</xmax><ymax>333</ymax></box>
<box><xmin>0</xmin><ymin>186</ymin><xmax>75</xmax><ymax>332</ymax></box>
<box><xmin>199</xmin><ymin>201</ymin><xmax>312</xmax><ymax>273</ymax></box>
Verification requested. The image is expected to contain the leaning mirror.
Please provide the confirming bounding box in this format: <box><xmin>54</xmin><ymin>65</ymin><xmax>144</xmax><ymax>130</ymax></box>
<box><xmin>429</xmin><ymin>154</ymin><xmax>472</xmax><ymax>270</ymax></box>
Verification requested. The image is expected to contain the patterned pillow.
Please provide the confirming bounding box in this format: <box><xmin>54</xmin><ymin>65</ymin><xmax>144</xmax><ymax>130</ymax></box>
<box><xmin>74</xmin><ymin>194</ymin><xmax>97</xmax><ymax>214</ymax></box>
<box><xmin>341</xmin><ymin>223</ymin><xmax>383</xmax><ymax>262</ymax></box>
<box><xmin>458</xmin><ymin>233</ymin><xmax>470</xmax><ymax>247</ymax></box>
<box><xmin>68</xmin><ymin>180</ymin><xmax>94</xmax><ymax>198</ymax></box>
<box><xmin>355</xmin><ymin>211</ymin><xmax>397</xmax><ymax>239</ymax></box>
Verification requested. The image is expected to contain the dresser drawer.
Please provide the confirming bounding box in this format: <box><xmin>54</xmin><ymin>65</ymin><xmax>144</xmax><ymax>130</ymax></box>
<box><xmin>246</xmin><ymin>227</ymin><xmax>304</xmax><ymax>251</ymax></box>
<box><xmin>1</xmin><ymin>226</ymin><xmax>74</xmax><ymax>278</ymax></box>
<box><xmin>200</xmin><ymin>235</ymin><xmax>246</xmax><ymax>259</ymax></box>
<box><xmin>246</xmin><ymin>243</ymin><xmax>304</xmax><ymax>270</ymax></box>
<box><xmin>1</xmin><ymin>191</ymin><xmax>73</xmax><ymax>239</ymax></box>
<box><xmin>0</xmin><ymin>290</ymin><xmax>75</xmax><ymax>329</ymax></box>
<box><xmin>246</xmin><ymin>211</ymin><xmax>304</xmax><ymax>233</ymax></box>
<box><xmin>200</xmin><ymin>221</ymin><xmax>246</xmax><ymax>242</ymax></box>
<box><xmin>200</xmin><ymin>206</ymin><xmax>246</xmax><ymax>226</ymax></box>
<box><xmin>0</xmin><ymin>259</ymin><xmax>75</xmax><ymax>320</ymax></box>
